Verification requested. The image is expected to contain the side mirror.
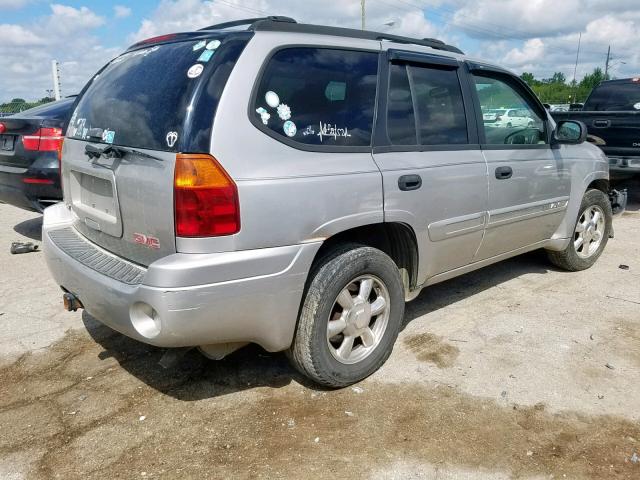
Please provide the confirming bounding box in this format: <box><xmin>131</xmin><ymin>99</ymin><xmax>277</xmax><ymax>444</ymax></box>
<box><xmin>553</xmin><ymin>120</ymin><xmax>588</xmax><ymax>145</ymax></box>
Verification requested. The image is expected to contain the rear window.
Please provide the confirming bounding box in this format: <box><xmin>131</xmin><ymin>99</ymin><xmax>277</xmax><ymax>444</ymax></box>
<box><xmin>67</xmin><ymin>35</ymin><xmax>248</xmax><ymax>152</ymax></box>
<box><xmin>252</xmin><ymin>48</ymin><xmax>379</xmax><ymax>147</ymax></box>
<box><xmin>17</xmin><ymin>98</ymin><xmax>74</xmax><ymax>120</ymax></box>
<box><xmin>584</xmin><ymin>82</ymin><xmax>640</xmax><ymax>111</ymax></box>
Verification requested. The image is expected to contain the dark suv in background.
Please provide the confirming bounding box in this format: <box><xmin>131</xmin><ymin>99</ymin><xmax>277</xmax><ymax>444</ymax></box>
<box><xmin>0</xmin><ymin>97</ymin><xmax>73</xmax><ymax>212</ymax></box>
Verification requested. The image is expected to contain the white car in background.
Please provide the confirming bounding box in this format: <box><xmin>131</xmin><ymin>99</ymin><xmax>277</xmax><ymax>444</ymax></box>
<box><xmin>483</xmin><ymin>108</ymin><xmax>536</xmax><ymax>128</ymax></box>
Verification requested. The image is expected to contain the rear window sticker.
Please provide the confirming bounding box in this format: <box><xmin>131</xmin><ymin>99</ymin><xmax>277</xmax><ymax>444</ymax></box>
<box><xmin>265</xmin><ymin>91</ymin><xmax>280</xmax><ymax>108</ymax></box>
<box><xmin>256</xmin><ymin>107</ymin><xmax>271</xmax><ymax>125</ymax></box>
<box><xmin>317</xmin><ymin>122</ymin><xmax>351</xmax><ymax>143</ymax></box>
<box><xmin>198</xmin><ymin>49</ymin><xmax>214</xmax><ymax>63</ymax></box>
<box><xmin>193</xmin><ymin>40</ymin><xmax>207</xmax><ymax>51</ymax></box>
<box><xmin>102</xmin><ymin>129</ymin><xmax>115</xmax><ymax>144</ymax></box>
<box><xmin>283</xmin><ymin>120</ymin><xmax>297</xmax><ymax>137</ymax></box>
<box><xmin>166</xmin><ymin>131</ymin><xmax>178</xmax><ymax>148</ymax></box>
<box><xmin>206</xmin><ymin>40</ymin><xmax>221</xmax><ymax>50</ymax></box>
<box><xmin>277</xmin><ymin>103</ymin><xmax>291</xmax><ymax>121</ymax></box>
<box><xmin>302</xmin><ymin>125</ymin><xmax>315</xmax><ymax>136</ymax></box>
<box><xmin>187</xmin><ymin>64</ymin><xmax>204</xmax><ymax>79</ymax></box>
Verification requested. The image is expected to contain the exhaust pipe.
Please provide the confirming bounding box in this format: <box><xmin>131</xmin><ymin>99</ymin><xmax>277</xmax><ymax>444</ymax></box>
<box><xmin>63</xmin><ymin>292</ymin><xmax>84</xmax><ymax>312</ymax></box>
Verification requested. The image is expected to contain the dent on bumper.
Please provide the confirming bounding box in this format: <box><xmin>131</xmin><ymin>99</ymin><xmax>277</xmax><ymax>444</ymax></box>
<box><xmin>43</xmin><ymin>204</ymin><xmax>321</xmax><ymax>351</ymax></box>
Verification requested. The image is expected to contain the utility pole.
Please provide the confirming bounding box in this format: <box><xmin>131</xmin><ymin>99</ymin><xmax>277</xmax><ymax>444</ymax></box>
<box><xmin>604</xmin><ymin>45</ymin><xmax>611</xmax><ymax>80</ymax></box>
<box><xmin>361</xmin><ymin>0</ymin><xmax>365</xmax><ymax>30</ymax></box>
<box><xmin>571</xmin><ymin>32</ymin><xmax>581</xmax><ymax>103</ymax></box>
<box><xmin>51</xmin><ymin>60</ymin><xmax>62</xmax><ymax>101</ymax></box>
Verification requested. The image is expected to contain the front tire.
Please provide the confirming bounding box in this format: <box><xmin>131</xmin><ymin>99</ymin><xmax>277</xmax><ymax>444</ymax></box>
<box><xmin>287</xmin><ymin>245</ymin><xmax>405</xmax><ymax>387</ymax></box>
<box><xmin>546</xmin><ymin>189</ymin><xmax>612</xmax><ymax>271</ymax></box>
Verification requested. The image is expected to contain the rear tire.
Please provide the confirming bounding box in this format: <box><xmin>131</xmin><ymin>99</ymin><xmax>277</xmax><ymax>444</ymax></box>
<box><xmin>287</xmin><ymin>244</ymin><xmax>405</xmax><ymax>388</ymax></box>
<box><xmin>546</xmin><ymin>189</ymin><xmax>612</xmax><ymax>271</ymax></box>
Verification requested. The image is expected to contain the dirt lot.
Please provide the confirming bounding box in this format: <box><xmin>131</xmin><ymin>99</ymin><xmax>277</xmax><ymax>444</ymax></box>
<box><xmin>1</xmin><ymin>180</ymin><xmax>639</xmax><ymax>479</ymax></box>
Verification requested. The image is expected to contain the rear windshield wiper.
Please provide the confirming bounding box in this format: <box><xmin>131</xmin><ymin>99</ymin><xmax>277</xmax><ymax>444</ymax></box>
<box><xmin>84</xmin><ymin>143</ymin><xmax>163</xmax><ymax>162</ymax></box>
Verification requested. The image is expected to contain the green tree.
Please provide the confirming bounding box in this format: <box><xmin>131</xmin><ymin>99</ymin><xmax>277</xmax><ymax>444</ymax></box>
<box><xmin>520</xmin><ymin>72</ymin><xmax>536</xmax><ymax>86</ymax></box>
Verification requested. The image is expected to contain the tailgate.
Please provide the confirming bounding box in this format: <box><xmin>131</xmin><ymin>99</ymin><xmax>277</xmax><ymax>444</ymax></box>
<box><xmin>60</xmin><ymin>35</ymin><xmax>250</xmax><ymax>267</ymax></box>
<box><xmin>62</xmin><ymin>138</ymin><xmax>176</xmax><ymax>266</ymax></box>
<box><xmin>587</xmin><ymin>112</ymin><xmax>640</xmax><ymax>157</ymax></box>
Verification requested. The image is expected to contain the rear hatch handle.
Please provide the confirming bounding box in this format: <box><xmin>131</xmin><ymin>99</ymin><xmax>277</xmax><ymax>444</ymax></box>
<box><xmin>84</xmin><ymin>143</ymin><xmax>163</xmax><ymax>162</ymax></box>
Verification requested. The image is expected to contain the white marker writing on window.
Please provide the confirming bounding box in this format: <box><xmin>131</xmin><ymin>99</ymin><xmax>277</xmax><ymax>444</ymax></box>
<box><xmin>317</xmin><ymin>122</ymin><xmax>351</xmax><ymax>143</ymax></box>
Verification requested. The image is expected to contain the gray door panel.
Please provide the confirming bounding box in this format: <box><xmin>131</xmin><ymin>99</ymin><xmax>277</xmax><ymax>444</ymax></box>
<box><xmin>477</xmin><ymin>149</ymin><xmax>571</xmax><ymax>260</ymax></box>
<box><xmin>374</xmin><ymin>150</ymin><xmax>488</xmax><ymax>282</ymax></box>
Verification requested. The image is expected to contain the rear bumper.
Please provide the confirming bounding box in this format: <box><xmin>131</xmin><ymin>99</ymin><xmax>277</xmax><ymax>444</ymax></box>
<box><xmin>608</xmin><ymin>156</ymin><xmax>640</xmax><ymax>175</ymax></box>
<box><xmin>0</xmin><ymin>164</ymin><xmax>61</xmax><ymax>212</ymax></box>
<box><xmin>43</xmin><ymin>203</ymin><xmax>320</xmax><ymax>351</ymax></box>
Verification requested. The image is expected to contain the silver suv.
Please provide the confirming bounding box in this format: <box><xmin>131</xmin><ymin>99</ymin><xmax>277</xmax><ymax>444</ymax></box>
<box><xmin>44</xmin><ymin>17</ymin><xmax>613</xmax><ymax>387</ymax></box>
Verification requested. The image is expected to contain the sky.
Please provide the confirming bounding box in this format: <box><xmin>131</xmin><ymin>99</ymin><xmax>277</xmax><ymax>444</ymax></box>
<box><xmin>1</xmin><ymin>0</ymin><xmax>639</xmax><ymax>102</ymax></box>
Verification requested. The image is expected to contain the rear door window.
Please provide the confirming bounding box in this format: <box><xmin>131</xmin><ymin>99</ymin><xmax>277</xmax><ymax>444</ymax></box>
<box><xmin>252</xmin><ymin>48</ymin><xmax>379</xmax><ymax>147</ymax></box>
<box><xmin>386</xmin><ymin>62</ymin><xmax>468</xmax><ymax>146</ymax></box>
<box><xmin>584</xmin><ymin>82</ymin><xmax>640</xmax><ymax>111</ymax></box>
<box><xmin>67</xmin><ymin>36</ymin><xmax>248</xmax><ymax>152</ymax></box>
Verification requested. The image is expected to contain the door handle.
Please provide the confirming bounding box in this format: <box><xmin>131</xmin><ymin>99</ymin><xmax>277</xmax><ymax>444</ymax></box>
<box><xmin>593</xmin><ymin>119</ymin><xmax>611</xmax><ymax>128</ymax></box>
<box><xmin>398</xmin><ymin>174</ymin><xmax>422</xmax><ymax>191</ymax></box>
<box><xmin>495</xmin><ymin>166</ymin><xmax>513</xmax><ymax>180</ymax></box>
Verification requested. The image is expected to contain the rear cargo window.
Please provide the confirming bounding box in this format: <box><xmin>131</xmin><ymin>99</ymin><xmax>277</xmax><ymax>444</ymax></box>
<box><xmin>584</xmin><ymin>82</ymin><xmax>640</xmax><ymax>111</ymax></box>
<box><xmin>252</xmin><ymin>48</ymin><xmax>379</xmax><ymax>147</ymax></box>
<box><xmin>67</xmin><ymin>36</ymin><xmax>248</xmax><ymax>152</ymax></box>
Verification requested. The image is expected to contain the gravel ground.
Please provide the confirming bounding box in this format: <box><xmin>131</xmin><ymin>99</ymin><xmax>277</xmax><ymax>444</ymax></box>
<box><xmin>1</xmin><ymin>179</ymin><xmax>639</xmax><ymax>479</ymax></box>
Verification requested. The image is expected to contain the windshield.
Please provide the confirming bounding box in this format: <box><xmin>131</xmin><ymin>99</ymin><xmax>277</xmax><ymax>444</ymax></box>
<box><xmin>584</xmin><ymin>82</ymin><xmax>640</xmax><ymax>111</ymax></box>
<box><xmin>67</xmin><ymin>34</ymin><xmax>249</xmax><ymax>152</ymax></box>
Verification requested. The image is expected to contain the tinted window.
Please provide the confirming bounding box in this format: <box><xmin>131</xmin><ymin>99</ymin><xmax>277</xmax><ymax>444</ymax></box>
<box><xmin>386</xmin><ymin>63</ymin><xmax>468</xmax><ymax>146</ymax></box>
<box><xmin>15</xmin><ymin>98</ymin><xmax>74</xmax><ymax>121</ymax></box>
<box><xmin>473</xmin><ymin>74</ymin><xmax>546</xmax><ymax>145</ymax></box>
<box><xmin>253</xmin><ymin>48</ymin><xmax>379</xmax><ymax>147</ymax></box>
<box><xmin>68</xmin><ymin>36</ymin><xmax>247</xmax><ymax>152</ymax></box>
<box><xmin>584</xmin><ymin>82</ymin><xmax>640</xmax><ymax>111</ymax></box>
<box><xmin>387</xmin><ymin>64</ymin><xmax>417</xmax><ymax>144</ymax></box>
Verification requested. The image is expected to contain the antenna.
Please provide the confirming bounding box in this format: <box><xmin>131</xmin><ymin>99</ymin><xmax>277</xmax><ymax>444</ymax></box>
<box><xmin>361</xmin><ymin>0</ymin><xmax>365</xmax><ymax>30</ymax></box>
<box><xmin>51</xmin><ymin>60</ymin><xmax>62</xmax><ymax>101</ymax></box>
<box><xmin>571</xmin><ymin>33</ymin><xmax>581</xmax><ymax>103</ymax></box>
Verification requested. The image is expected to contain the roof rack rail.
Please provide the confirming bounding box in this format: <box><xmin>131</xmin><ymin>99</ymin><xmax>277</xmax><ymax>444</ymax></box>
<box><xmin>199</xmin><ymin>16</ymin><xmax>296</xmax><ymax>31</ymax></box>
<box><xmin>251</xmin><ymin>19</ymin><xmax>463</xmax><ymax>54</ymax></box>
<box><xmin>199</xmin><ymin>17</ymin><xmax>462</xmax><ymax>54</ymax></box>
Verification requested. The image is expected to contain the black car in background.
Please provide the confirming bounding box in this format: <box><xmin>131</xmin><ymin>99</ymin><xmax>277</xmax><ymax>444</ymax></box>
<box><xmin>552</xmin><ymin>78</ymin><xmax>640</xmax><ymax>177</ymax></box>
<box><xmin>0</xmin><ymin>97</ymin><xmax>74</xmax><ymax>212</ymax></box>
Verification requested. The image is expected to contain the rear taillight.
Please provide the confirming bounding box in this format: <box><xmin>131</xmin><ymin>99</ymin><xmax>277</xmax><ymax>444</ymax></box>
<box><xmin>0</xmin><ymin>123</ymin><xmax>5</xmax><ymax>134</ymax></box>
<box><xmin>174</xmin><ymin>154</ymin><xmax>240</xmax><ymax>237</ymax></box>
<box><xmin>22</xmin><ymin>127</ymin><xmax>64</xmax><ymax>152</ymax></box>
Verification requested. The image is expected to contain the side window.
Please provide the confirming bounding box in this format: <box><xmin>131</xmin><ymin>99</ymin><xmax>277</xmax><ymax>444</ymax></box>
<box><xmin>253</xmin><ymin>48</ymin><xmax>379</xmax><ymax>147</ymax></box>
<box><xmin>473</xmin><ymin>74</ymin><xmax>547</xmax><ymax>145</ymax></box>
<box><xmin>387</xmin><ymin>62</ymin><xmax>468</xmax><ymax>146</ymax></box>
<box><xmin>387</xmin><ymin>64</ymin><xmax>417</xmax><ymax>144</ymax></box>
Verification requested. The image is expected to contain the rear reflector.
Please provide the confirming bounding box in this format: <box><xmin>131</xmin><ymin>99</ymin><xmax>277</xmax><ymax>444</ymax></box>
<box><xmin>174</xmin><ymin>154</ymin><xmax>240</xmax><ymax>237</ymax></box>
<box><xmin>22</xmin><ymin>127</ymin><xmax>64</xmax><ymax>152</ymax></box>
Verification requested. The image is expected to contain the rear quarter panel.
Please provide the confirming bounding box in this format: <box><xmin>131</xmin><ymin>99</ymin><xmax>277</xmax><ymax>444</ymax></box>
<box><xmin>177</xmin><ymin>32</ymin><xmax>385</xmax><ymax>254</ymax></box>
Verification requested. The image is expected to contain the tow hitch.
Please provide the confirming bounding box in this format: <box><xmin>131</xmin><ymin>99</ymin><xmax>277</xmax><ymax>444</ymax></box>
<box><xmin>63</xmin><ymin>292</ymin><xmax>84</xmax><ymax>312</ymax></box>
<box><xmin>609</xmin><ymin>189</ymin><xmax>627</xmax><ymax>215</ymax></box>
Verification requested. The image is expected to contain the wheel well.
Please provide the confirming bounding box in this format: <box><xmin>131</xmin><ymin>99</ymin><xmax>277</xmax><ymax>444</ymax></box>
<box><xmin>312</xmin><ymin>223</ymin><xmax>419</xmax><ymax>292</ymax></box>
<box><xmin>587</xmin><ymin>179</ymin><xmax>609</xmax><ymax>194</ymax></box>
